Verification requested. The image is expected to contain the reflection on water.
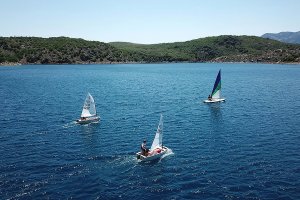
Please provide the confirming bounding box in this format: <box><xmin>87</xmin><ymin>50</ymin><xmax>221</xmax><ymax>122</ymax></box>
<box><xmin>79</xmin><ymin>122</ymin><xmax>100</xmax><ymax>151</ymax></box>
<box><xmin>207</xmin><ymin>102</ymin><xmax>224</xmax><ymax>125</ymax></box>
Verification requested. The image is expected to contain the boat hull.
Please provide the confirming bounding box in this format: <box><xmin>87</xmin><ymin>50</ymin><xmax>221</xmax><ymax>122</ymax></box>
<box><xmin>136</xmin><ymin>146</ymin><xmax>168</xmax><ymax>162</ymax></box>
<box><xmin>76</xmin><ymin>116</ymin><xmax>100</xmax><ymax>124</ymax></box>
<box><xmin>203</xmin><ymin>98</ymin><xmax>225</xmax><ymax>103</ymax></box>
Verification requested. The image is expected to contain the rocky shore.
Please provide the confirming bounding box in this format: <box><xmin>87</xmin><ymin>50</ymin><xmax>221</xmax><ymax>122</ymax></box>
<box><xmin>1</xmin><ymin>60</ymin><xmax>299</xmax><ymax>67</ymax></box>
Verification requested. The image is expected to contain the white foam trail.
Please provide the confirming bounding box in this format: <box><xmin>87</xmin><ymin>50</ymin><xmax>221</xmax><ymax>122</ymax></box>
<box><xmin>160</xmin><ymin>148</ymin><xmax>174</xmax><ymax>160</ymax></box>
<box><xmin>62</xmin><ymin>121</ymin><xmax>77</xmax><ymax>128</ymax></box>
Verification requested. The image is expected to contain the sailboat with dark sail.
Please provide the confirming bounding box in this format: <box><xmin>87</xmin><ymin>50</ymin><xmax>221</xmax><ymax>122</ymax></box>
<box><xmin>204</xmin><ymin>70</ymin><xmax>226</xmax><ymax>103</ymax></box>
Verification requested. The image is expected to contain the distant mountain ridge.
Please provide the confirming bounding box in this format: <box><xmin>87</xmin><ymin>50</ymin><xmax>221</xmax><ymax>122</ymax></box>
<box><xmin>1</xmin><ymin>35</ymin><xmax>300</xmax><ymax>65</ymax></box>
<box><xmin>262</xmin><ymin>31</ymin><xmax>300</xmax><ymax>44</ymax></box>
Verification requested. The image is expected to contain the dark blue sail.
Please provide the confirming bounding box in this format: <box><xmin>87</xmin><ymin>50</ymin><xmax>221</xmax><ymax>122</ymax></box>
<box><xmin>211</xmin><ymin>70</ymin><xmax>221</xmax><ymax>96</ymax></box>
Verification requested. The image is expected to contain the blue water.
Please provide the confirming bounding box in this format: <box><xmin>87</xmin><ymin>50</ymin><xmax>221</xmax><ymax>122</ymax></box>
<box><xmin>0</xmin><ymin>63</ymin><xmax>299</xmax><ymax>199</ymax></box>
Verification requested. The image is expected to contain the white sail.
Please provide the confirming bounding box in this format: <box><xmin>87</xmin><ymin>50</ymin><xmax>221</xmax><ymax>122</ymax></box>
<box><xmin>212</xmin><ymin>90</ymin><xmax>221</xmax><ymax>99</ymax></box>
<box><xmin>81</xmin><ymin>93</ymin><xmax>97</xmax><ymax>117</ymax></box>
<box><xmin>150</xmin><ymin>114</ymin><xmax>163</xmax><ymax>151</ymax></box>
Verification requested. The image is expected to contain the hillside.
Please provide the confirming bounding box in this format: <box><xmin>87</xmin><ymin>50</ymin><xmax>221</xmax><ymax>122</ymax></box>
<box><xmin>110</xmin><ymin>35</ymin><xmax>300</xmax><ymax>63</ymax></box>
<box><xmin>0</xmin><ymin>37</ymin><xmax>133</xmax><ymax>64</ymax></box>
<box><xmin>1</xmin><ymin>35</ymin><xmax>300</xmax><ymax>65</ymax></box>
<box><xmin>262</xmin><ymin>31</ymin><xmax>300</xmax><ymax>44</ymax></box>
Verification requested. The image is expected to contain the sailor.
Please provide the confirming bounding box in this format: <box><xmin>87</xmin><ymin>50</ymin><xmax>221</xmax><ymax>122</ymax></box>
<box><xmin>141</xmin><ymin>140</ymin><xmax>149</xmax><ymax>156</ymax></box>
<box><xmin>208</xmin><ymin>95</ymin><xmax>212</xmax><ymax>100</ymax></box>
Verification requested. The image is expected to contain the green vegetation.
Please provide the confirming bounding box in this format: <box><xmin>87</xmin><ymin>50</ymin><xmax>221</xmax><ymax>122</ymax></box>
<box><xmin>110</xmin><ymin>36</ymin><xmax>300</xmax><ymax>63</ymax></box>
<box><xmin>1</xmin><ymin>35</ymin><xmax>300</xmax><ymax>65</ymax></box>
<box><xmin>0</xmin><ymin>37</ymin><xmax>132</xmax><ymax>64</ymax></box>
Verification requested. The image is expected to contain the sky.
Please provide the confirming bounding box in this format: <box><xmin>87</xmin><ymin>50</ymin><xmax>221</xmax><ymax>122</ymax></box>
<box><xmin>0</xmin><ymin>0</ymin><xmax>299</xmax><ymax>44</ymax></box>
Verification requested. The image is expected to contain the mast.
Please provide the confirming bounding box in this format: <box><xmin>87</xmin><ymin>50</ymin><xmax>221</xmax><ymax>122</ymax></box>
<box><xmin>161</xmin><ymin>114</ymin><xmax>163</xmax><ymax>148</ymax></box>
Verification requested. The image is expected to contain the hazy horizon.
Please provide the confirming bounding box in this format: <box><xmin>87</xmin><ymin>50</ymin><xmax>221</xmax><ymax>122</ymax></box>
<box><xmin>1</xmin><ymin>0</ymin><xmax>300</xmax><ymax>44</ymax></box>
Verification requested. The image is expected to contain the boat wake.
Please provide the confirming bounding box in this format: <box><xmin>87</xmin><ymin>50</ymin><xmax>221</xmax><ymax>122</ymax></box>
<box><xmin>62</xmin><ymin>121</ymin><xmax>77</xmax><ymax>128</ymax></box>
<box><xmin>63</xmin><ymin>120</ymin><xmax>100</xmax><ymax>128</ymax></box>
<box><xmin>79</xmin><ymin>121</ymin><xmax>100</xmax><ymax>127</ymax></box>
<box><xmin>160</xmin><ymin>148</ymin><xmax>174</xmax><ymax>160</ymax></box>
<box><xmin>88</xmin><ymin>154</ymin><xmax>136</xmax><ymax>164</ymax></box>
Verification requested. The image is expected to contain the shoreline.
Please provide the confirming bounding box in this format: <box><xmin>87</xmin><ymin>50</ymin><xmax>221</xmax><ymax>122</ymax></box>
<box><xmin>1</xmin><ymin>61</ymin><xmax>300</xmax><ymax>67</ymax></box>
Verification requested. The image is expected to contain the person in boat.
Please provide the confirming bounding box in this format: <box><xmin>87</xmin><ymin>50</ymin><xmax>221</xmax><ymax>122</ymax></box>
<box><xmin>141</xmin><ymin>140</ymin><xmax>149</xmax><ymax>156</ymax></box>
<box><xmin>80</xmin><ymin>117</ymin><xmax>86</xmax><ymax>120</ymax></box>
<box><xmin>208</xmin><ymin>95</ymin><xmax>212</xmax><ymax>100</ymax></box>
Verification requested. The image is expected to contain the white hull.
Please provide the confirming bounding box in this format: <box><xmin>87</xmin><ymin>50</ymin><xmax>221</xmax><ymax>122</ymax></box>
<box><xmin>76</xmin><ymin>116</ymin><xmax>100</xmax><ymax>124</ymax></box>
<box><xmin>136</xmin><ymin>146</ymin><xmax>168</xmax><ymax>162</ymax></box>
<box><xmin>203</xmin><ymin>98</ymin><xmax>225</xmax><ymax>103</ymax></box>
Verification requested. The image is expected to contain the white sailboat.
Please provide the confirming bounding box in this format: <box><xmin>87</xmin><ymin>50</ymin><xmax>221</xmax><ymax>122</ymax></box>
<box><xmin>76</xmin><ymin>93</ymin><xmax>100</xmax><ymax>124</ymax></box>
<box><xmin>204</xmin><ymin>69</ymin><xmax>226</xmax><ymax>103</ymax></box>
<box><xmin>136</xmin><ymin>114</ymin><xmax>169</xmax><ymax>162</ymax></box>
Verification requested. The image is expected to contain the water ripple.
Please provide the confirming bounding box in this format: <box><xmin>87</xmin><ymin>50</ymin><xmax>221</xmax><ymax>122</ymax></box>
<box><xmin>0</xmin><ymin>64</ymin><xmax>299</xmax><ymax>199</ymax></box>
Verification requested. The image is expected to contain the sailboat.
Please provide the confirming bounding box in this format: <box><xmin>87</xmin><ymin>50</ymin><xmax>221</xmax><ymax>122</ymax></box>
<box><xmin>204</xmin><ymin>69</ymin><xmax>226</xmax><ymax>103</ymax></box>
<box><xmin>136</xmin><ymin>114</ymin><xmax>169</xmax><ymax>162</ymax></box>
<box><xmin>76</xmin><ymin>93</ymin><xmax>100</xmax><ymax>124</ymax></box>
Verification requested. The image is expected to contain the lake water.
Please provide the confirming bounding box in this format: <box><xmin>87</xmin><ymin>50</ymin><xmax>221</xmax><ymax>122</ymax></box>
<box><xmin>0</xmin><ymin>63</ymin><xmax>299</xmax><ymax>199</ymax></box>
